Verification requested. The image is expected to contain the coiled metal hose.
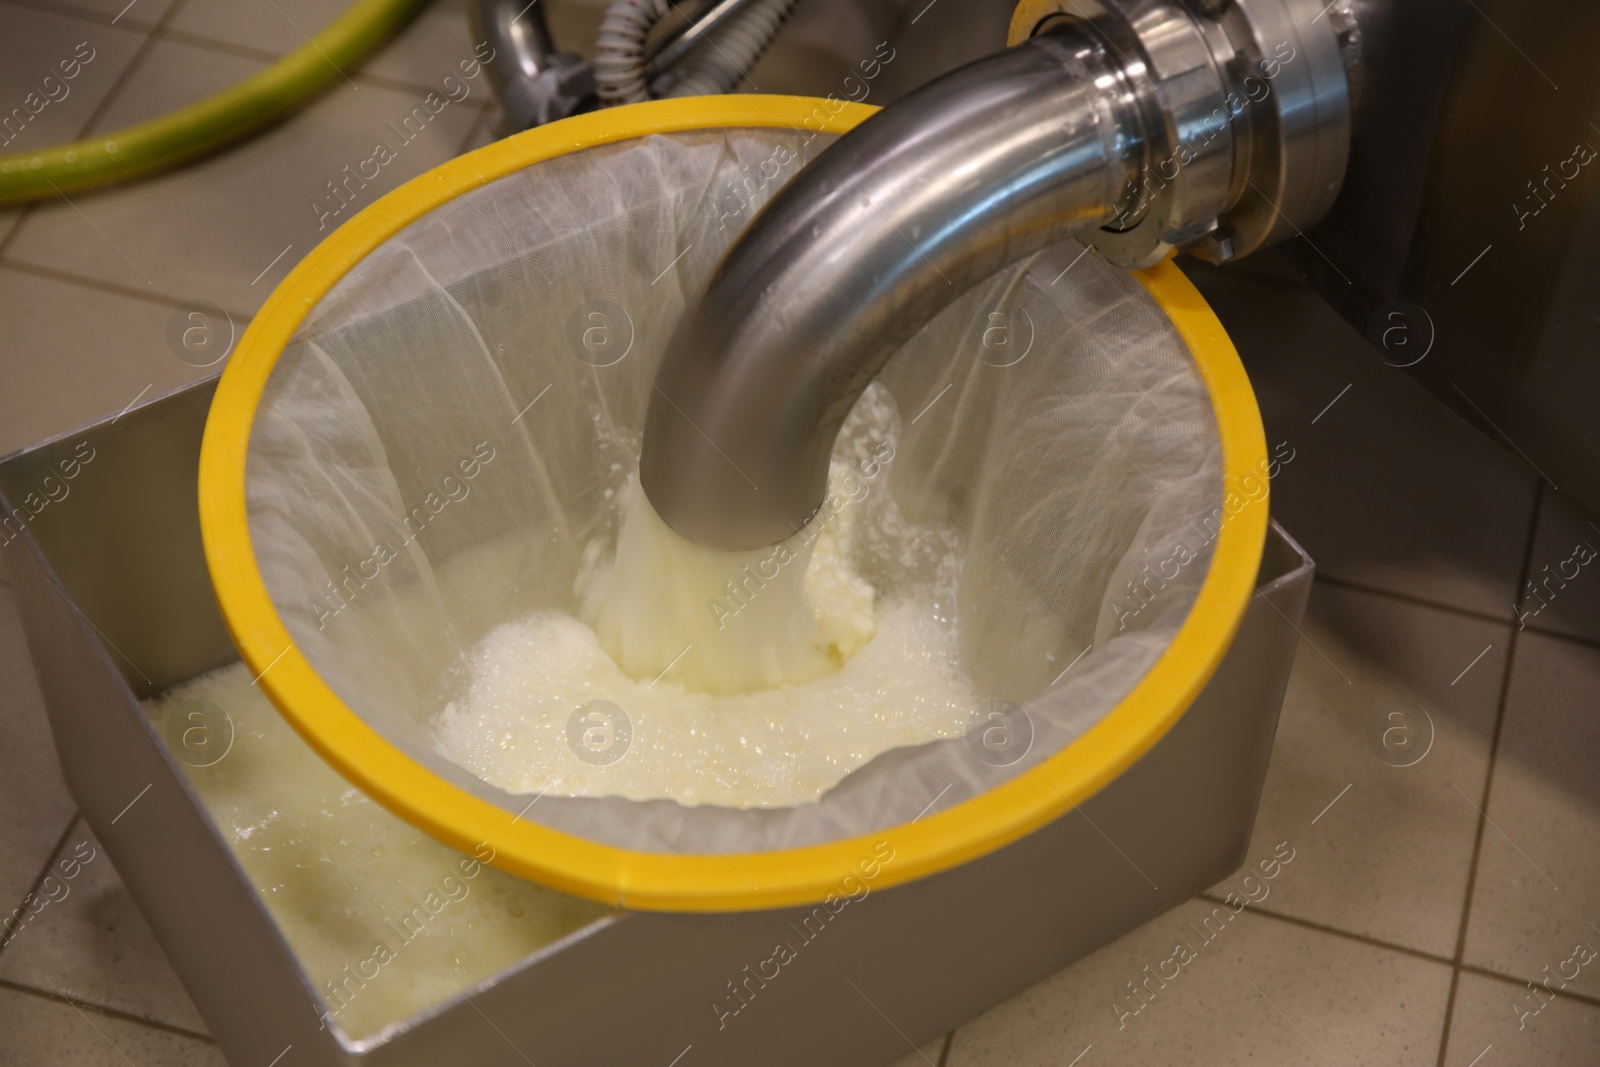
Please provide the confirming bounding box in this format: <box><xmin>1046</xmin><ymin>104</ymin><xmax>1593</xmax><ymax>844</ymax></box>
<box><xmin>593</xmin><ymin>0</ymin><xmax>797</xmax><ymax>106</ymax></box>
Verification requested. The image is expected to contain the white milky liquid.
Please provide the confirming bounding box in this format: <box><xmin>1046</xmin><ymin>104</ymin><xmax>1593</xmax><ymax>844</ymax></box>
<box><xmin>433</xmin><ymin>389</ymin><xmax>981</xmax><ymax>806</ymax></box>
<box><xmin>143</xmin><ymin>666</ymin><xmax>610</xmax><ymax>1040</ymax></box>
<box><xmin>582</xmin><ymin>472</ymin><xmax>877</xmax><ymax>695</ymax></box>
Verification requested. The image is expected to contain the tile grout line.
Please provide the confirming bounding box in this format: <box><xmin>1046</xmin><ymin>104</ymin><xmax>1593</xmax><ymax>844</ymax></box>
<box><xmin>0</xmin><ymin>260</ymin><xmax>252</xmax><ymax>324</ymax></box>
<box><xmin>0</xmin><ymin>813</ymin><xmax>81</xmax><ymax>968</ymax></box>
<box><xmin>71</xmin><ymin>0</ymin><xmax>197</xmax><ymax>142</ymax></box>
<box><xmin>1194</xmin><ymin>891</ymin><xmax>1600</xmax><ymax>1009</ymax></box>
<box><xmin>0</xmin><ymin>0</ymin><xmax>192</xmax><ymax>263</ymax></box>
<box><xmin>455</xmin><ymin>104</ymin><xmax>494</xmax><ymax>157</ymax></box>
<box><xmin>1310</xmin><ymin>573</ymin><xmax>1513</xmax><ymax>628</ymax></box>
<box><xmin>1434</xmin><ymin>479</ymin><xmax>1545</xmax><ymax>1067</ymax></box>
<box><xmin>152</xmin><ymin>27</ymin><xmax>498</xmax><ymax>100</ymax></box>
<box><xmin>0</xmin><ymin>0</ymin><xmax>501</xmax><ymax>103</ymax></box>
<box><xmin>0</xmin><ymin>975</ymin><xmax>218</xmax><ymax>1043</ymax></box>
<box><xmin>0</xmin><ymin>205</ymin><xmax>36</xmax><ymax>264</ymax></box>
<box><xmin>0</xmin><ymin>0</ymin><xmax>162</xmax><ymax>30</ymax></box>
<box><xmin>1457</xmin><ymin>963</ymin><xmax>1600</xmax><ymax>1009</ymax></box>
<box><xmin>1514</xmin><ymin>618</ymin><xmax>1600</xmax><ymax>655</ymax></box>
<box><xmin>1194</xmin><ymin>892</ymin><xmax>1458</xmax><ymax>969</ymax></box>
<box><xmin>0</xmin><ymin>0</ymin><xmax>485</xmax><ymax>277</ymax></box>
<box><xmin>1312</xmin><ymin>540</ymin><xmax>1600</xmax><ymax>648</ymax></box>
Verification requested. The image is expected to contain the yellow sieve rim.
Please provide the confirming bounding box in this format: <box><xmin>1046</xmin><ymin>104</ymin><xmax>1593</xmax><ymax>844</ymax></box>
<box><xmin>198</xmin><ymin>95</ymin><xmax>1269</xmax><ymax>912</ymax></box>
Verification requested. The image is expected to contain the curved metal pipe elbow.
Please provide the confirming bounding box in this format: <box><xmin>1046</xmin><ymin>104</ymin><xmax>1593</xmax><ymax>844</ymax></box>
<box><xmin>640</xmin><ymin>0</ymin><xmax>1351</xmax><ymax>550</ymax></box>
<box><xmin>470</xmin><ymin>0</ymin><xmax>593</xmax><ymax>132</ymax></box>
<box><xmin>641</xmin><ymin>28</ymin><xmax>1145</xmax><ymax>548</ymax></box>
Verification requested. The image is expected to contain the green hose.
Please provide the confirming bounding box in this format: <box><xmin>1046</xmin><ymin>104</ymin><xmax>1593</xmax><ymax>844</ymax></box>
<box><xmin>0</xmin><ymin>0</ymin><xmax>432</xmax><ymax>205</ymax></box>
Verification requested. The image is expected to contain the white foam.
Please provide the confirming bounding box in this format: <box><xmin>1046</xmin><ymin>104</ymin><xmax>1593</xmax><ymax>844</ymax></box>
<box><xmin>433</xmin><ymin>403</ymin><xmax>981</xmax><ymax>807</ymax></box>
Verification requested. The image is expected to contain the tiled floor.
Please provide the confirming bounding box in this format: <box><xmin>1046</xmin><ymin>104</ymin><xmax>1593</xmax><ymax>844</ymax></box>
<box><xmin>2</xmin><ymin>1</ymin><xmax>1599</xmax><ymax>1065</ymax></box>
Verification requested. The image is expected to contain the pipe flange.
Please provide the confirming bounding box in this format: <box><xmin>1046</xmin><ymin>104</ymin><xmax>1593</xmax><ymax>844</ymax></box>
<box><xmin>1199</xmin><ymin>0</ymin><xmax>1350</xmax><ymax>261</ymax></box>
<box><xmin>1009</xmin><ymin>0</ymin><xmax>1350</xmax><ymax>264</ymax></box>
<box><xmin>494</xmin><ymin>51</ymin><xmax>594</xmax><ymax>134</ymax></box>
<box><xmin>471</xmin><ymin>0</ymin><xmax>596</xmax><ymax>133</ymax></box>
<box><xmin>1011</xmin><ymin>0</ymin><xmax>1236</xmax><ymax>268</ymax></box>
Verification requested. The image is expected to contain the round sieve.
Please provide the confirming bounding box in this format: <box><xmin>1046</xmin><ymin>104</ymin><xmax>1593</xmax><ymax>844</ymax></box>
<box><xmin>198</xmin><ymin>95</ymin><xmax>1269</xmax><ymax>911</ymax></box>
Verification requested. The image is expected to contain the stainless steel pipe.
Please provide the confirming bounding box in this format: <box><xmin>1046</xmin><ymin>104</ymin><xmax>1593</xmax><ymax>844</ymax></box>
<box><xmin>640</xmin><ymin>0</ymin><xmax>1352</xmax><ymax>549</ymax></box>
<box><xmin>641</xmin><ymin>26</ymin><xmax>1146</xmax><ymax>548</ymax></box>
<box><xmin>470</xmin><ymin>0</ymin><xmax>593</xmax><ymax>133</ymax></box>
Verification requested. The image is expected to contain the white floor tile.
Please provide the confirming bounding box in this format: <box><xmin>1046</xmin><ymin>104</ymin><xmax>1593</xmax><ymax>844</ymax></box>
<box><xmin>166</xmin><ymin>0</ymin><xmax>349</xmax><ymax>58</ymax></box>
<box><xmin>7</xmin><ymin>37</ymin><xmax>480</xmax><ymax>316</ymax></box>
<box><xmin>359</xmin><ymin>0</ymin><xmax>481</xmax><ymax>92</ymax></box>
<box><xmin>0</xmin><ymin>3</ymin><xmax>148</xmax><ymax>152</ymax></box>
<box><xmin>0</xmin><ymin>267</ymin><xmax>203</xmax><ymax>457</ymax></box>
<box><xmin>0</xmin><ymin>983</ymin><xmax>221</xmax><ymax>1065</ymax></box>
<box><xmin>945</xmin><ymin>902</ymin><xmax>1453</xmax><ymax>1067</ymax></box>
<box><xmin>0</xmin><ymin>820</ymin><xmax>209</xmax><ymax>1034</ymax></box>
<box><xmin>0</xmin><ymin>2</ymin><xmax>150</xmax><ymax>244</ymax></box>
<box><xmin>169</xmin><ymin>0</ymin><xmax>500</xmax><ymax>101</ymax></box>
<box><xmin>1441</xmin><ymin>971</ymin><xmax>1600</xmax><ymax>1066</ymax></box>
<box><xmin>1462</xmin><ymin>632</ymin><xmax>1600</xmax><ymax>999</ymax></box>
<box><xmin>1217</xmin><ymin>582</ymin><xmax>1507</xmax><ymax>957</ymax></box>
<box><xmin>11</xmin><ymin>0</ymin><xmax>180</xmax><ymax>30</ymax></box>
<box><xmin>79</xmin><ymin>33</ymin><xmax>267</xmax><ymax>132</ymax></box>
<box><xmin>454</xmin><ymin>99</ymin><xmax>497</xmax><ymax>154</ymax></box>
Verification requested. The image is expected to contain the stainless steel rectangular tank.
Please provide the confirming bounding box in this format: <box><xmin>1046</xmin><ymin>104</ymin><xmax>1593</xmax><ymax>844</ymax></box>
<box><xmin>0</xmin><ymin>377</ymin><xmax>1313</xmax><ymax>1067</ymax></box>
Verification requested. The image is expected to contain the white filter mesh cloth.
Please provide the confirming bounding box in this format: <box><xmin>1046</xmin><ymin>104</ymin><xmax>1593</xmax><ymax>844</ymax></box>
<box><xmin>245</xmin><ymin>126</ymin><xmax>1223</xmax><ymax>855</ymax></box>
